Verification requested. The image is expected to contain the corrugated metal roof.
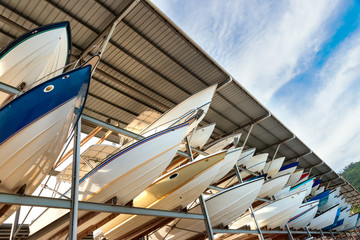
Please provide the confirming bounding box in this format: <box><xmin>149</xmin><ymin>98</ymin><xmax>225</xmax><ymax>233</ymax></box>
<box><xmin>0</xmin><ymin>0</ymin><xmax>359</xmax><ymax>205</ymax></box>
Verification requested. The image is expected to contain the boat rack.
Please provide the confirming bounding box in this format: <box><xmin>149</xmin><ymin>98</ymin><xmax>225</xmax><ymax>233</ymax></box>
<box><xmin>0</xmin><ymin>93</ymin><xmax>352</xmax><ymax>239</ymax></box>
<box><xmin>1</xmin><ymin>1</ymin><xmax>360</xmax><ymax>237</ymax></box>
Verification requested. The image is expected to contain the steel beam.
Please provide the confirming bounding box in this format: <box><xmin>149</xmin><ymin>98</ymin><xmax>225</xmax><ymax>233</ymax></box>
<box><xmin>234</xmin><ymin>166</ymin><xmax>264</xmax><ymax>240</ymax></box>
<box><xmin>79</xmin><ymin>0</ymin><xmax>140</xmax><ymax>58</ymax></box>
<box><xmin>285</xmin><ymin>224</ymin><xmax>294</xmax><ymax>240</ymax></box>
<box><xmin>237</xmin><ymin>166</ymin><xmax>260</xmax><ymax>177</ymax></box>
<box><xmin>199</xmin><ymin>195</ymin><xmax>215</xmax><ymax>240</ymax></box>
<box><xmin>212</xmin><ymin>229</ymin><xmax>332</xmax><ymax>235</ymax></box>
<box><xmin>9</xmin><ymin>208</ymin><xmax>20</xmax><ymax>240</ymax></box>
<box><xmin>0</xmin><ymin>192</ymin><xmax>204</xmax><ymax>220</ymax></box>
<box><xmin>0</xmin><ymin>82</ymin><xmax>20</xmax><ymax>95</ymax></box>
<box><xmin>69</xmin><ymin>118</ymin><xmax>81</xmax><ymax>239</ymax></box>
<box><xmin>305</xmin><ymin>227</ymin><xmax>312</xmax><ymax>238</ymax></box>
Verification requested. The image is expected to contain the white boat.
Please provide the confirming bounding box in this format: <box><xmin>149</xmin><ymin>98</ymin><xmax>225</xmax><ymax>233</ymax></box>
<box><xmin>297</xmin><ymin>172</ymin><xmax>310</xmax><ymax>184</ymax></box>
<box><xmin>0</xmin><ymin>22</ymin><xmax>71</xmax><ymax>105</ymax></box>
<box><xmin>314</xmin><ymin>186</ymin><xmax>325</xmax><ymax>196</ymax></box>
<box><xmin>93</xmin><ymin>151</ymin><xmax>227</xmax><ymax>240</ymax></box>
<box><xmin>288</xmin><ymin>200</ymin><xmax>320</xmax><ymax>230</ymax></box>
<box><xmin>29</xmin><ymin>121</ymin><xmax>191</xmax><ymax>239</ymax></box>
<box><xmin>204</xmin><ymin>132</ymin><xmax>242</xmax><ymax>154</ymax></box>
<box><xmin>343</xmin><ymin>213</ymin><xmax>359</xmax><ymax>231</ymax></box>
<box><xmin>262</xmin><ymin>157</ymin><xmax>285</xmax><ymax>177</ymax></box>
<box><xmin>58</xmin><ymin>144</ymin><xmax>119</xmax><ymax>182</ymax></box>
<box><xmin>287</xmin><ymin>169</ymin><xmax>304</xmax><ymax>187</ymax></box>
<box><xmin>318</xmin><ymin>187</ymin><xmax>341</xmax><ymax>212</ymax></box>
<box><xmin>311</xmin><ymin>179</ymin><xmax>322</xmax><ymax>196</ymax></box>
<box><xmin>274</xmin><ymin>161</ymin><xmax>299</xmax><ymax>178</ymax></box>
<box><xmin>149</xmin><ymin>178</ymin><xmax>264</xmax><ymax>240</ymax></box>
<box><xmin>236</xmin><ymin>147</ymin><xmax>256</xmax><ymax>166</ymax></box>
<box><xmin>0</xmin><ymin>66</ymin><xmax>91</xmax><ymax>224</ymax></box>
<box><xmin>230</xmin><ymin>191</ymin><xmax>306</xmax><ymax>230</ymax></box>
<box><xmin>217</xmin><ymin>153</ymin><xmax>268</xmax><ymax>188</ymax></box>
<box><xmin>288</xmin><ymin>178</ymin><xmax>315</xmax><ymax>197</ymax></box>
<box><xmin>308</xmin><ymin>204</ymin><xmax>339</xmax><ymax>230</ymax></box>
<box><xmin>332</xmin><ymin>207</ymin><xmax>350</xmax><ymax>231</ymax></box>
<box><xmin>189</xmin><ymin>123</ymin><xmax>215</xmax><ymax>149</ymax></box>
<box><xmin>241</xmin><ymin>153</ymin><xmax>268</xmax><ymax>178</ymax></box>
<box><xmin>258</xmin><ymin>173</ymin><xmax>291</xmax><ymax>199</ymax></box>
<box><xmin>140</xmin><ymin>84</ymin><xmax>217</xmax><ymax>137</ymax></box>
<box><xmin>274</xmin><ymin>185</ymin><xmax>291</xmax><ymax>200</ymax></box>
<box><xmin>212</xmin><ymin>147</ymin><xmax>243</xmax><ymax>183</ymax></box>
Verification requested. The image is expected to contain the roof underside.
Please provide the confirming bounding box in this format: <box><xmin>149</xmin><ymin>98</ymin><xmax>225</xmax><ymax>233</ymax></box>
<box><xmin>0</xmin><ymin>0</ymin><xmax>358</xmax><ymax>204</ymax></box>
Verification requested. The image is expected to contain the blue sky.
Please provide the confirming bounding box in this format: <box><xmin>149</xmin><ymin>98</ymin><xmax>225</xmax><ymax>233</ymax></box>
<box><xmin>152</xmin><ymin>0</ymin><xmax>360</xmax><ymax>172</ymax></box>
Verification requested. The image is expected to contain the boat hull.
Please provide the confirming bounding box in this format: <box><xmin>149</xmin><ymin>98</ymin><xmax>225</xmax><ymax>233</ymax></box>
<box><xmin>94</xmin><ymin>151</ymin><xmax>227</xmax><ymax>240</ymax></box>
<box><xmin>141</xmin><ymin>85</ymin><xmax>217</xmax><ymax>137</ymax></box>
<box><xmin>149</xmin><ymin>178</ymin><xmax>264</xmax><ymax>240</ymax></box>
<box><xmin>0</xmin><ymin>66</ymin><xmax>90</xmax><ymax>223</ymax></box>
<box><xmin>262</xmin><ymin>157</ymin><xmax>285</xmax><ymax>177</ymax></box>
<box><xmin>230</xmin><ymin>191</ymin><xmax>306</xmax><ymax>230</ymax></box>
<box><xmin>288</xmin><ymin>200</ymin><xmax>319</xmax><ymax>230</ymax></box>
<box><xmin>28</xmin><ymin>122</ymin><xmax>190</xmax><ymax>239</ymax></box>
<box><xmin>258</xmin><ymin>173</ymin><xmax>291</xmax><ymax>199</ymax></box>
<box><xmin>308</xmin><ymin>205</ymin><xmax>339</xmax><ymax>230</ymax></box>
<box><xmin>0</xmin><ymin>22</ymin><xmax>71</xmax><ymax>105</ymax></box>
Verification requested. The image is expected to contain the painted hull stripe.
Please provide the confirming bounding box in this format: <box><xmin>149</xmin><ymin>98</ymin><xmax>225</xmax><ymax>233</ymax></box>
<box><xmin>279</xmin><ymin>162</ymin><xmax>299</xmax><ymax>171</ymax></box>
<box><xmin>289</xmin><ymin>204</ymin><xmax>319</xmax><ymax>222</ymax></box>
<box><xmin>79</xmin><ymin>122</ymin><xmax>189</xmax><ymax>184</ymax></box>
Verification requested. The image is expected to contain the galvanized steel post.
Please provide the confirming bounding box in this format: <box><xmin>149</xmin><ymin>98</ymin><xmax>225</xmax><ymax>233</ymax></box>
<box><xmin>186</xmin><ymin>135</ymin><xmax>214</xmax><ymax>240</ymax></box>
<box><xmin>9</xmin><ymin>207</ymin><xmax>20</xmax><ymax>240</ymax></box>
<box><xmin>285</xmin><ymin>224</ymin><xmax>294</xmax><ymax>240</ymax></box>
<box><xmin>330</xmin><ymin>230</ymin><xmax>335</xmax><ymax>239</ymax></box>
<box><xmin>199</xmin><ymin>195</ymin><xmax>215</xmax><ymax>240</ymax></box>
<box><xmin>69</xmin><ymin>117</ymin><xmax>81</xmax><ymax>239</ymax></box>
<box><xmin>305</xmin><ymin>227</ymin><xmax>312</xmax><ymax>238</ymax></box>
<box><xmin>234</xmin><ymin>165</ymin><xmax>264</xmax><ymax>240</ymax></box>
<box><xmin>319</xmin><ymin>229</ymin><xmax>325</xmax><ymax>238</ymax></box>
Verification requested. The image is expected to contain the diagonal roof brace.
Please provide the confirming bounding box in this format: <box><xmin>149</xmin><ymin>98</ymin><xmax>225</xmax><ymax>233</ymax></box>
<box><xmin>257</xmin><ymin>134</ymin><xmax>295</xmax><ymax>152</ymax></box>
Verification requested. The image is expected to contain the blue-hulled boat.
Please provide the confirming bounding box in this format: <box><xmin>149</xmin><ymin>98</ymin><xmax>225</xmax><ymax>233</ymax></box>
<box><xmin>309</xmin><ymin>189</ymin><xmax>330</xmax><ymax>208</ymax></box>
<box><xmin>322</xmin><ymin>206</ymin><xmax>342</xmax><ymax>230</ymax></box>
<box><xmin>0</xmin><ymin>65</ymin><xmax>91</xmax><ymax>223</ymax></box>
<box><xmin>274</xmin><ymin>161</ymin><xmax>299</xmax><ymax>177</ymax></box>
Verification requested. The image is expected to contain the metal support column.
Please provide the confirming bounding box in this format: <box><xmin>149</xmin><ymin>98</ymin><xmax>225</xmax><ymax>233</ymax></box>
<box><xmin>199</xmin><ymin>195</ymin><xmax>214</xmax><ymax>240</ymax></box>
<box><xmin>337</xmin><ymin>231</ymin><xmax>343</xmax><ymax>239</ymax></box>
<box><xmin>272</xmin><ymin>143</ymin><xmax>281</xmax><ymax>160</ymax></box>
<box><xmin>9</xmin><ymin>207</ymin><xmax>20</xmax><ymax>240</ymax></box>
<box><xmin>356</xmin><ymin>228</ymin><xmax>360</xmax><ymax>238</ymax></box>
<box><xmin>284</xmin><ymin>224</ymin><xmax>294</xmax><ymax>240</ymax></box>
<box><xmin>185</xmin><ymin>136</ymin><xmax>214</xmax><ymax>240</ymax></box>
<box><xmin>330</xmin><ymin>230</ymin><xmax>336</xmax><ymax>239</ymax></box>
<box><xmin>242</xmin><ymin>124</ymin><xmax>254</xmax><ymax>148</ymax></box>
<box><xmin>305</xmin><ymin>227</ymin><xmax>312</xmax><ymax>238</ymax></box>
<box><xmin>234</xmin><ymin>165</ymin><xmax>264</xmax><ymax>240</ymax></box>
<box><xmin>319</xmin><ymin>229</ymin><xmax>325</xmax><ymax>238</ymax></box>
<box><xmin>69</xmin><ymin>117</ymin><xmax>81</xmax><ymax>239</ymax></box>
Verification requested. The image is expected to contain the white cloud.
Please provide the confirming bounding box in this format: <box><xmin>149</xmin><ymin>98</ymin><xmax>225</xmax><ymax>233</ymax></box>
<box><xmin>281</xmin><ymin>30</ymin><xmax>360</xmax><ymax>171</ymax></box>
<box><xmin>153</xmin><ymin>0</ymin><xmax>343</xmax><ymax>104</ymax></box>
<box><xmin>153</xmin><ymin>0</ymin><xmax>360</xmax><ymax>172</ymax></box>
